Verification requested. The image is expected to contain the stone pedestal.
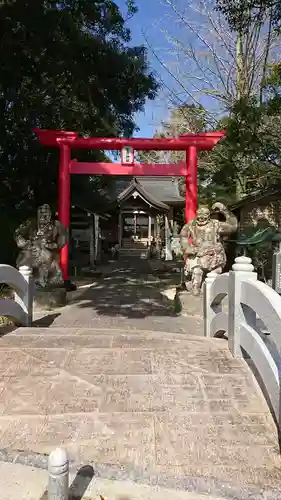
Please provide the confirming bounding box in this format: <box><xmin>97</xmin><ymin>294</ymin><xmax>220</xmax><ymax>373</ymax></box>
<box><xmin>34</xmin><ymin>287</ymin><xmax>67</xmax><ymax>310</ymax></box>
<box><xmin>64</xmin><ymin>280</ymin><xmax>77</xmax><ymax>292</ymax></box>
<box><xmin>175</xmin><ymin>288</ymin><xmax>202</xmax><ymax>316</ymax></box>
<box><xmin>149</xmin><ymin>259</ymin><xmax>165</xmax><ymax>273</ymax></box>
<box><xmin>175</xmin><ymin>289</ymin><xmax>189</xmax><ymax>316</ymax></box>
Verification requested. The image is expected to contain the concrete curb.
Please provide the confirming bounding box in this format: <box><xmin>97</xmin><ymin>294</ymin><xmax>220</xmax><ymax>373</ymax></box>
<box><xmin>0</xmin><ymin>448</ymin><xmax>279</xmax><ymax>500</ymax></box>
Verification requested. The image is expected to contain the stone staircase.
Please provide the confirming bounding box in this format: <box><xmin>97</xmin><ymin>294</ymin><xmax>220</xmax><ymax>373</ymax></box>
<box><xmin>118</xmin><ymin>247</ymin><xmax>149</xmax><ymax>258</ymax></box>
<box><xmin>119</xmin><ymin>238</ymin><xmax>150</xmax><ymax>258</ymax></box>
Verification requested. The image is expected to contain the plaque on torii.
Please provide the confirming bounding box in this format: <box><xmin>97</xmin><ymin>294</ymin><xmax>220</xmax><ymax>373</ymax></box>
<box><xmin>121</xmin><ymin>146</ymin><xmax>134</xmax><ymax>166</ymax></box>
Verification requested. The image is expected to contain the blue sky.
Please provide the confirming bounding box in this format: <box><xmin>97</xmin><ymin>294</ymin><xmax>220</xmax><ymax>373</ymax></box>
<box><xmin>118</xmin><ymin>0</ymin><xmax>180</xmax><ymax>138</ymax></box>
<box><xmin>117</xmin><ymin>0</ymin><xmax>224</xmax><ymax>138</ymax></box>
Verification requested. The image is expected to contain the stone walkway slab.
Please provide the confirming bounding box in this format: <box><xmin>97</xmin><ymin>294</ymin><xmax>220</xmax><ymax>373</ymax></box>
<box><xmin>0</xmin><ymin>327</ymin><xmax>280</xmax><ymax>497</ymax></box>
<box><xmin>32</xmin><ymin>260</ymin><xmax>203</xmax><ymax>334</ymax></box>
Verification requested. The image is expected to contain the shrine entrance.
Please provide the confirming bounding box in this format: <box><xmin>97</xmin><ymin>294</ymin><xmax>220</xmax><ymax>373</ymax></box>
<box><xmin>33</xmin><ymin>129</ymin><xmax>224</xmax><ymax>280</ymax></box>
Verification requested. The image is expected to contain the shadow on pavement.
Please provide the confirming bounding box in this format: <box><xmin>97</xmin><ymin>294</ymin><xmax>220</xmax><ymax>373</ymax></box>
<box><xmin>39</xmin><ymin>464</ymin><xmax>94</xmax><ymax>500</ymax></box>
<box><xmin>74</xmin><ymin>262</ymin><xmax>179</xmax><ymax>319</ymax></box>
<box><xmin>69</xmin><ymin>465</ymin><xmax>94</xmax><ymax>499</ymax></box>
<box><xmin>33</xmin><ymin>313</ymin><xmax>61</xmax><ymax>327</ymax></box>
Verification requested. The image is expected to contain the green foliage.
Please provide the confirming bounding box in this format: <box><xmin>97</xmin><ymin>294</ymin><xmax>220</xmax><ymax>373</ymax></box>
<box><xmin>137</xmin><ymin>85</ymin><xmax>281</xmax><ymax>205</ymax></box>
<box><xmin>0</xmin><ymin>0</ymin><xmax>159</xmax><ymax>264</ymax></box>
<box><xmin>137</xmin><ymin>103</ymin><xmax>238</xmax><ymax>205</ymax></box>
<box><xmin>0</xmin><ymin>0</ymin><xmax>158</xmax><ymax>219</ymax></box>
<box><xmin>207</xmin><ymin>92</ymin><xmax>281</xmax><ymax>200</ymax></box>
<box><xmin>215</xmin><ymin>0</ymin><xmax>281</xmax><ymax>33</ymax></box>
<box><xmin>214</xmin><ymin>0</ymin><xmax>281</xmax><ymax>193</ymax></box>
<box><xmin>137</xmin><ymin>103</ymin><xmax>207</xmax><ymax>164</ymax></box>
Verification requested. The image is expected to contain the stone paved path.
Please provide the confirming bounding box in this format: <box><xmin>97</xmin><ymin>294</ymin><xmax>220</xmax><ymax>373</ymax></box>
<box><xmin>0</xmin><ymin>327</ymin><xmax>280</xmax><ymax>497</ymax></box>
<box><xmin>33</xmin><ymin>259</ymin><xmax>203</xmax><ymax>335</ymax></box>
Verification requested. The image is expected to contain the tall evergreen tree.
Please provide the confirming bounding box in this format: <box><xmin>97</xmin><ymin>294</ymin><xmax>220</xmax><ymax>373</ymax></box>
<box><xmin>0</xmin><ymin>0</ymin><xmax>158</xmax><ymax>215</ymax></box>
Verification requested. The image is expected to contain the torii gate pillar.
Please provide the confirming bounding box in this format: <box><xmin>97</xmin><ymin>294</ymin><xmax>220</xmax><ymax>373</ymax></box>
<box><xmin>58</xmin><ymin>144</ymin><xmax>71</xmax><ymax>281</ymax></box>
<box><xmin>186</xmin><ymin>146</ymin><xmax>197</xmax><ymax>222</ymax></box>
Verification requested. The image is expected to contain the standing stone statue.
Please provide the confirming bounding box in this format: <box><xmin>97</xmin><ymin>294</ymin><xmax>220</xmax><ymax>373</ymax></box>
<box><xmin>180</xmin><ymin>202</ymin><xmax>237</xmax><ymax>295</ymax></box>
<box><xmin>15</xmin><ymin>204</ymin><xmax>68</xmax><ymax>289</ymax></box>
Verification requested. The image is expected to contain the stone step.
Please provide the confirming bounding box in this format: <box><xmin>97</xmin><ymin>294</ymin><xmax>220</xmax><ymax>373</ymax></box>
<box><xmin>119</xmin><ymin>248</ymin><xmax>149</xmax><ymax>258</ymax></box>
<box><xmin>6</xmin><ymin>326</ymin><xmax>222</xmax><ymax>350</ymax></box>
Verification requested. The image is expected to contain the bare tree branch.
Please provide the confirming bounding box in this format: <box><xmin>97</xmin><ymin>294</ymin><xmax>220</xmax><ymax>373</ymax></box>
<box><xmin>143</xmin><ymin>0</ymin><xmax>281</xmax><ymax>113</ymax></box>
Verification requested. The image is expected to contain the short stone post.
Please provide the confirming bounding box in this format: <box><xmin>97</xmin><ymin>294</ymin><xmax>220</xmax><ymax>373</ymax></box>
<box><xmin>48</xmin><ymin>447</ymin><xmax>69</xmax><ymax>500</ymax></box>
<box><xmin>14</xmin><ymin>266</ymin><xmax>33</xmax><ymax>326</ymax></box>
<box><xmin>228</xmin><ymin>256</ymin><xmax>257</xmax><ymax>358</ymax></box>
<box><xmin>204</xmin><ymin>271</ymin><xmax>220</xmax><ymax>337</ymax></box>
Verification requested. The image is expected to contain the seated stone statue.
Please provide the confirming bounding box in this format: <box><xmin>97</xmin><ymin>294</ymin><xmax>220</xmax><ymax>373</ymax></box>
<box><xmin>15</xmin><ymin>204</ymin><xmax>68</xmax><ymax>289</ymax></box>
<box><xmin>180</xmin><ymin>202</ymin><xmax>237</xmax><ymax>295</ymax></box>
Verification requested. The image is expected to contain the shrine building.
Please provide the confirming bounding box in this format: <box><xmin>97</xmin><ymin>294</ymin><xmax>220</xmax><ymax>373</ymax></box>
<box><xmin>102</xmin><ymin>176</ymin><xmax>185</xmax><ymax>258</ymax></box>
<box><xmin>70</xmin><ymin>176</ymin><xmax>185</xmax><ymax>265</ymax></box>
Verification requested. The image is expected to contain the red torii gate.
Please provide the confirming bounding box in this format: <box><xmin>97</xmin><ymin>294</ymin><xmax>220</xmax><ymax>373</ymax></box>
<box><xmin>33</xmin><ymin>128</ymin><xmax>224</xmax><ymax>281</ymax></box>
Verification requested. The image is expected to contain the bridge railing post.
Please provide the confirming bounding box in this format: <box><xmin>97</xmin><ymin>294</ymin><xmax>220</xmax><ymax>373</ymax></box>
<box><xmin>48</xmin><ymin>447</ymin><xmax>69</xmax><ymax>500</ymax></box>
<box><xmin>14</xmin><ymin>265</ymin><xmax>33</xmax><ymax>326</ymax></box>
<box><xmin>203</xmin><ymin>271</ymin><xmax>218</xmax><ymax>337</ymax></box>
<box><xmin>228</xmin><ymin>256</ymin><xmax>257</xmax><ymax>358</ymax></box>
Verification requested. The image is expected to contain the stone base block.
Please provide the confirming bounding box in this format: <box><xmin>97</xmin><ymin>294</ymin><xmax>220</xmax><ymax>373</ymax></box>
<box><xmin>149</xmin><ymin>260</ymin><xmax>165</xmax><ymax>273</ymax></box>
<box><xmin>174</xmin><ymin>290</ymin><xmax>188</xmax><ymax>316</ymax></box>
<box><xmin>175</xmin><ymin>289</ymin><xmax>202</xmax><ymax>316</ymax></box>
<box><xmin>80</xmin><ymin>267</ymin><xmax>103</xmax><ymax>278</ymax></box>
<box><xmin>140</xmin><ymin>250</ymin><xmax>149</xmax><ymax>259</ymax></box>
<box><xmin>64</xmin><ymin>280</ymin><xmax>77</xmax><ymax>292</ymax></box>
<box><xmin>34</xmin><ymin>287</ymin><xmax>67</xmax><ymax>310</ymax></box>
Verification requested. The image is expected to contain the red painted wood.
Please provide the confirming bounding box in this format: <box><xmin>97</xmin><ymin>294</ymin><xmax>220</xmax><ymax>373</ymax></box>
<box><xmin>33</xmin><ymin>128</ymin><xmax>225</xmax><ymax>151</ymax></box>
<box><xmin>33</xmin><ymin>127</ymin><xmax>226</xmax><ymax>281</ymax></box>
<box><xmin>69</xmin><ymin>160</ymin><xmax>187</xmax><ymax>176</ymax></box>
<box><xmin>58</xmin><ymin>144</ymin><xmax>71</xmax><ymax>281</ymax></box>
<box><xmin>185</xmin><ymin>146</ymin><xmax>198</xmax><ymax>223</ymax></box>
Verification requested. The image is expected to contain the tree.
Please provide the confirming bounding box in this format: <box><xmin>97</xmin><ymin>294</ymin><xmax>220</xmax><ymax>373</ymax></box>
<box><xmin>145</xmin><ymin>0</ymin><xmax>280</xmax><ymax>114</ymax></box>
<box><xmin>205</xmin><ymin>88</ymin><xmax>281</xmax><ymax>199</ymax></box>
<box><xmin>138</xmin><ymin>97</ymin><xmax>281</xmax><ymax>208</ymax></box>
<box><xmin>0</xmin><ymin>0</ymin><xmax>158</xmax><ymax>216</ymax></box>
<box><xmin>215</xmin><ymin>0</ymin><xmax>281</xmax><ymax>34</ymax></box>
<box><xmin>207</xmin><ymin>0</ymin><xmax>281</xmax><ymax>197</ymax></box>
<box><xmin>0</xmin><ymin>0</ymin><xmax>159</xmax><ymax>263</ymax></box>
<box><xmin>138</xmin><ymin>103</ymin><xmax>207</xmax><ymax>163</ymax></box>
<box><xmin>142</xmin><ymin>0</ymin><xmax>281</xmax><ymax>199</ymax></box>
<box><xmin>137</xmin><ymin>103</ymin><xmax>234</xmax><ymax>205</ymax></box>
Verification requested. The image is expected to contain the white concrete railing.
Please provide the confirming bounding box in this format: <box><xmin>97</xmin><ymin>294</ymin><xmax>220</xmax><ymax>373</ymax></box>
<box><xmin>0</xmin><ymin>264</ymin><xmax>33</xmax><ymax>326</ymax></box>
<box><xmin>204</xmin><ymin>256</ymin><xmax>281</xmax><ymax>427</ymax></box>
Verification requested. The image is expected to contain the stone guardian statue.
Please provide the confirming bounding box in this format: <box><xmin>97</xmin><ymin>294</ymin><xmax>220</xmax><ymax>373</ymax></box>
<box><xmin>15</xmin><ymin>204</ymin><xmax>68</xmax><ymax>289</ymax></box>
<box><xmin>180</xmin><ymin>202</ymin><xmax>237</xmax><ymax>295</ymax></box>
